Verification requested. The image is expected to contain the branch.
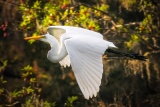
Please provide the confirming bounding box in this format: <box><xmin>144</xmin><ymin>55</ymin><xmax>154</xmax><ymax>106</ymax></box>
<box><xmin>79</xmin><ymin>2</ymin><xmax>111</xmax><ymax>16</ymax></box>
<box><xmin>5</xmin><ymin>101</ymin><xmax>19</xmax><ymax>107</ymax></box>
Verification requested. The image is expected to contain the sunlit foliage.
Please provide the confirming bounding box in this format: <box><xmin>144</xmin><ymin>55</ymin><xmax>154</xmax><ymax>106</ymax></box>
<box><xmin>0</xmin><ymin>0</ymin><xmax>160</xmax><ymax>106</ymax></box>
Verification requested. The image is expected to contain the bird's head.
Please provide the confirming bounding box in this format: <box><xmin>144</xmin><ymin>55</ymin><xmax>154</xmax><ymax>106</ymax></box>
<box><xmin>24</xmin><ymin>34</ymin><xmax>57</xmax><ymax>47</ymax></box>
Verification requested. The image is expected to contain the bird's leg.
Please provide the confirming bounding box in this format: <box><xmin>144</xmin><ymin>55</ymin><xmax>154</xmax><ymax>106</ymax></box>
<box><xmin>105</xmin><ymin>48</ymin><xmax>147</xmax><ymax>61</ymax></box>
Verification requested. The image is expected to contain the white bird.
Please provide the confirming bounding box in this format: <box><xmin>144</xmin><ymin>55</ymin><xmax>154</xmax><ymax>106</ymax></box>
<box><xmin>24</xmin><ymin>26</ymin><xmax>146</xmax><ymax>99</ymax></box>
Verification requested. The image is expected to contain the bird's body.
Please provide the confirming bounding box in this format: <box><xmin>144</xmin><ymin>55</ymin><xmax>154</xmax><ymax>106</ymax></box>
<box><xmin>41</xmin><ymin>26</ymin><xmax>116</xmax><ymax>99</ymax></box>
<box><xmin>24</xmin><ymin>26</ymin><xmax>146</xmax><ymax>99</ymax></box>
<box><xmin>44</xmin><ymin>26</ymin><xmax>116</xmax><ymax>66</ymax></box>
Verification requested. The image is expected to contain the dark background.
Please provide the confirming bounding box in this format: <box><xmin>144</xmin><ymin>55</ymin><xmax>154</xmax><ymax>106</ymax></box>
<box><xmin>0</xmin><ymin>0</ymin><xmax>160</xmax><ymax>107</ymax></box>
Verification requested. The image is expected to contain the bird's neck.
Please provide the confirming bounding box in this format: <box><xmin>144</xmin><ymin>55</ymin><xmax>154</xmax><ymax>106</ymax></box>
<box><xmin>47</xmin><ymin>39</ymin><xmax>67</xmax><ymax>63</ymax></box>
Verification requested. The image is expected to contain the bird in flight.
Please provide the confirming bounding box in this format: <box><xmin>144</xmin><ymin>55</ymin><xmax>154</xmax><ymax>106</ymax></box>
<box><xmin>24</xmin><ymin>26</ymin><xmax>146</xmax><ymax>99</ymax></box>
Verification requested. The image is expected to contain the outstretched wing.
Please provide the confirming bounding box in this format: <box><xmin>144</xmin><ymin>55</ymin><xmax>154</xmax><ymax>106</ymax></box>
<box><xmin>47</xmin><ymin>27</ymin><xmax>66</xmax><ymax>43</ymax></box>
<box><xmin>64</xmin><ymin>36</ymin><xmax>108</xmax><ymax>99</ymax></box>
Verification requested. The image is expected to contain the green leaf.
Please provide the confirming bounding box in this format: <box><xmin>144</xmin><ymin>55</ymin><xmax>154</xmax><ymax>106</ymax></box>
<box><xmin>30</xmin><ymin>78</ymin><xmax>36</xmax><ymax>83</ymax></box>
<box><xmin>0</xmin><ymin>88</ymin><xmax>4</xmax><ymax>94</ymax></box>
<box><xmin>0</xmin><ymin>60</ymin><xmax>7</xmax><ymax>72</ymax></box>
<box><xmin>44</xmin><ymin>101</ymin><xmax>56</xmax><ymax>107</ymax></box>
<box><xmin>64</xmin><ymin>96</ymin><xmax>78</xmax><ymax>107</ymax></box>
<box><xmin>22</xmin><ymin>65</ymin><xmax>33</xmax><ymax>71</ymax></box>
<box><xmin>131</xmin><ymin>34</ymin><xmax>140</xmax><ymax>42</ymax></box>
<box><xmin>26</xmin><ymin>86</ymin><xmax>34</xmax><ymax>94</ymax></box>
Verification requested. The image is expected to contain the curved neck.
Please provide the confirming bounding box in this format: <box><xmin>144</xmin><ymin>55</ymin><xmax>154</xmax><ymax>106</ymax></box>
<box><xmin>47</xmin><ymin>37</ymin><xmax>67</xmax><ymax>63</ymax></box>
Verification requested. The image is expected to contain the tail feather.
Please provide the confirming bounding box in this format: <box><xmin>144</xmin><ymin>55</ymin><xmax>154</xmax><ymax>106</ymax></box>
<box><xmin>105</xmin><ymin>49</ymin><xmax>147</xmax><ymax>61</ymax></box>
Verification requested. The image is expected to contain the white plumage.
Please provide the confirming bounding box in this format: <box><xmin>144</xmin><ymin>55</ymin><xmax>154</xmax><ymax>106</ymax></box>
<box><xmin>24</xmin><ymin>26</ymin><xmax>117</xmax><ymax>99</ymax></box>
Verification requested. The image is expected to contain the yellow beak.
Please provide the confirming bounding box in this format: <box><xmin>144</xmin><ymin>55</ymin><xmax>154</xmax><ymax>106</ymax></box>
<box><xmin>24</xmin><ymin>36</ymin><xmax>44</xmax><ymax>40</ymax></box>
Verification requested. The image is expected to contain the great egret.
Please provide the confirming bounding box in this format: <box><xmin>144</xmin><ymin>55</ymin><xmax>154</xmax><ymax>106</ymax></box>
<box><xmin>24</xmin><ymin>26</ymin><xmax>146</xmax><ymax>99</ymax></box>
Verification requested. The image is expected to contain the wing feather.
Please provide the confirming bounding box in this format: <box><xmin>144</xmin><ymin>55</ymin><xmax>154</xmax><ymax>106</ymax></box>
<box><xmin>79</xmin><ymin>57</ymin><xmax>101</xmax><ymax>87</ymax></box>
<box><xmin>69</xmin><ymin>53</ymin><xmax>90</xmax><ymax>99</ymax></box>
<box><xmin>81</xmin><ymin>71</ymin><xmax>95</xmax><ymax>98</ymax></box>
<box><xmin>59</xmin><ymin>55</ymin><xmax>71</xmax><ymax>67</ymax></box>
<box><xmin>76</xmin><ymin>72</ymin><xmax>90</xmax><ymax>99</ymax></box>
<box><xmin>82</xmin><ymin>70</ymin><xmax>99</xmax><ymax>97</ymax></box>
<box><xmin>64</xmin><ymin>36</ymin><xmax>108</xmax><ymax>99</ymax></box>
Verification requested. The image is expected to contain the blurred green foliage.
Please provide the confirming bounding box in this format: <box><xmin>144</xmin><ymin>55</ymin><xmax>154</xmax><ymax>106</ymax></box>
<box><xmin>0</xmin><ymin>63</ymin><xmax>77</xmax><ymax>106</ymax></box>
<box><xmin>0</xmin><ymin>0</ymin><xmax>160</xmax><ymax>107</ymax></box>
<box><xmin>19</xmin><ymin>0</ymin><xmax>109</xmax><ymax>35</ymax></box>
